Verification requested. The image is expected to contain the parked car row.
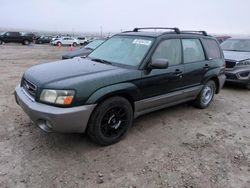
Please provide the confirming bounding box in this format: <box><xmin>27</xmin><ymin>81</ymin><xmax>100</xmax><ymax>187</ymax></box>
<box><xmin>0</xmin><ymin>31</ymin><xmax>96</xmax><ymax>46</ymax></box>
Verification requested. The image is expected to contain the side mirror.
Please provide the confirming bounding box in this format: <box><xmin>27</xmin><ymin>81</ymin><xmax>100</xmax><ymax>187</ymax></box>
<box><xmin>149</xmin><ymin>59</ymin><xmax>169</xmax><ymax>69</ymax></box>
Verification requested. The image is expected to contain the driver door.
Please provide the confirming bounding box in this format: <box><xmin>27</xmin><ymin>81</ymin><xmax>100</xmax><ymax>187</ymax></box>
<box><xmin>140</xmin><ymin>38</ymin><xmax>185</xmax><ymax>99</ymax></box>
<box><xmin>138</xmin><ymin>38</ymin><xmax>185</xmax><ymax>113</ymax></box>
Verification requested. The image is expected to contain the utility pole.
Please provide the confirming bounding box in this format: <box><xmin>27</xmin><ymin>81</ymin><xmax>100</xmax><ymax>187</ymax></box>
<box><xmin>100</xmin><ymin>26</ymin><xmax>103</xmax><ymax>38</ymax></box>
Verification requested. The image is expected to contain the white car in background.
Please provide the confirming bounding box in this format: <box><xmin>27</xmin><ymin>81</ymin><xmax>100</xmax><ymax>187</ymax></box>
<box><xmin>51</xmin><ymin>37</ymin><xmax>79</xmax><ymax>46</ymax></box>
<box><xmin>77</xmin><ymin>37</ymin><xmax>89</xmax><ymax>45</ymax></box>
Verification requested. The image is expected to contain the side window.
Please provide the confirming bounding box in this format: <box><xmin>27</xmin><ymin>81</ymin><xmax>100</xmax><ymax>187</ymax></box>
<box><xmin>203</xmin><ymin>39</ymin><xmax>221</xmax><ymax>59</ymax></box>
<box><xmin>152</xmin><ymin>39</ymin><xmax>181</xmax><ymax>66</ymax></box>
<box><xmin>182</xmin><ymin>39</ymin><xmax>205</xmax><ymax>63</ymax></box>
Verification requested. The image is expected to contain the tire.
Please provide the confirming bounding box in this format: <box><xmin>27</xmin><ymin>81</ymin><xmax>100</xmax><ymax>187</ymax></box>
<box><xmin>23</xmin><ymin>40</ymin><xmax>30</xmax><ymax>45</ymax></box>
<box><xmin>87</xmin><ymin>96</ymin><xmax>133</xmax><ymax>146</ymax></box>
<box><xmin>192</xmin><ymin>80</ymin><xmax>216</xmax><ymax>109</ymax></box>
<box><xmin>73</xmin><ymin>42</ymin><xmax>77</xmax><ymax>47</ymax></box>
<box><xmin>246</xmin><ymin>84</ymin><xmax>250</xmax><ymax>90</ymax></box>
<box><xmin>38</xmin><ymin>40</ymin><xmax>42</xmax><ymax>44</ymax></box>
<box><xmin>83</xmin><ymin>41</ymin><xmax>88</xmax><ymax>46</ymax></box>
<box><xmin>0</xmin><ymin>40</ymin><xmax>2</xmax><ymax>45</ymax></box>
<box><xmin>57</xmin><ymin>42</ymin><xmax>62</xmax><ymax>46</ymax></box>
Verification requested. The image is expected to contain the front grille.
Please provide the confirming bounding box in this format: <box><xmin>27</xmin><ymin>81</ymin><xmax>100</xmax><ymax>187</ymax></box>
<box><xmin>225</xmin><ymin>73</ymin><xmax>238</xmax><ymax>80</ymax></box>
<box><xmin>21</xmin><ymin>78</ymin><xmax>37</xmax><ymax>97</ymax></box>
<box><xmin>225</xmin><ymin>61</ymin><xmax>236</xmax><ymax>69</ymax></box>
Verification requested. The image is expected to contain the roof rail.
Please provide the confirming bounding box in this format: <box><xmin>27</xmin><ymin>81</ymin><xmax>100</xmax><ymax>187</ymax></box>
<box><xmin>133</xmin><ymin>27</ymin><xmax>181</xmax><ymax>34</ymax></box>
<box><xmin>181</xmin><ymin>30</ymin><xmax>208</xmax><ymax>36</ymax></box>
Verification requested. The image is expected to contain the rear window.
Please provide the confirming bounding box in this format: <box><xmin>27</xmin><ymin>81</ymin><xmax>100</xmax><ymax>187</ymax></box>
<box><xmin>182</xmin><ymin>39</ymin><xmax>205</xmax><ymax>63</ymax></box>
<box><xmin>203</xmin><ymin>39</ymin><xmax>221</xmax><ymax>59</ymax></box>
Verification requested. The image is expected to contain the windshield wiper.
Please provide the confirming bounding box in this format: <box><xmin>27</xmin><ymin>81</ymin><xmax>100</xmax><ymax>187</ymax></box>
<box><xmin>224</xmin><ymin>49</ymin><xmax>250</xmax><ymax>52</ymax></box>
<box><xmin>90</xmin><ymin>58</ymin><xmax>112</xmax><ymax>65</ymax></box>
<box><xmin>84</xmin><ymin>47</ymin><xmax>93</xmax><ymax>50</ymax></box>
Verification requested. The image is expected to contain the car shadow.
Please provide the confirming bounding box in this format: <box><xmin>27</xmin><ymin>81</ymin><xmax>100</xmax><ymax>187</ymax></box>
<box><xmin>223</xmin><ymin>82</ymin><xmax>248</xmax><ymax>91</ymax></box>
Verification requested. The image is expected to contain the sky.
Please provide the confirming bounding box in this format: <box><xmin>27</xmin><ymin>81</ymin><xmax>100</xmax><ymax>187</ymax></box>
<box><xmin>0</xmin><ymin>0</ymin><xmax>250</xmax><ymax>35</ymax></box>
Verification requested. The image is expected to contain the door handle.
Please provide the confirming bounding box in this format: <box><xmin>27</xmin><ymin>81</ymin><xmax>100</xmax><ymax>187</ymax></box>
<box><xmin>204</xmin><ymin>64</ymin><xmax>210</xmax><ymax>70</ymax></box>
<box><xmin>174</xmin><ymin>69</ymin><xmax>183</xmax><ymax>77</ymax></box>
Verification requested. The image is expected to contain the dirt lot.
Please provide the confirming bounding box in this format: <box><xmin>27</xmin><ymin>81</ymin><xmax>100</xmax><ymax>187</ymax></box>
<box><xmin>0</xmin><ymin>44</ymin><xmax>250</xmax><ymax>188</ymax></box>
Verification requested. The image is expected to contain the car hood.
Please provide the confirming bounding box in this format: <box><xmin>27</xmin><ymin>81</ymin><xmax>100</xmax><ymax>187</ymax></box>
<box><xmin>62</xmin><ymin>48</ymin><xmax>92</xmax><ymax>59</ymax></box>
<box><xmin>24</xmin><ymin>58</ymin><xmax>121</xmax><ymax>87</ymax></box>
<box><xmin>223</xmin><ymin>50</ymin><xmax>250</xmax><ymax>61</ymax></box>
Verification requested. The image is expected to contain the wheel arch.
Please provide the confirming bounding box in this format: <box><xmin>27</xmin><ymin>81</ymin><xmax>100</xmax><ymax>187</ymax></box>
<box><xmin>85</xmin><ymin>83</ymin><xmax>140</xmax><ymax>112</ymax></box>
<box><xmin>204</xmin><ymin>75</ymin><xmax>220</xmax><ymax>94</ymax></box>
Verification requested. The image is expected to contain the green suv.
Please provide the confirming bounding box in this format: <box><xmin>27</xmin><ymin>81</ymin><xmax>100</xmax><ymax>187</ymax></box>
<box><xmin>15</xmin><ymin>27</ymin><xmax>226</xmax><ymax>145</ymax></box>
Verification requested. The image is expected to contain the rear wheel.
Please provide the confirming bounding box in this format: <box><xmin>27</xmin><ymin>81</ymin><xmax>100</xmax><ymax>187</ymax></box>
<box><xmin>192</xmin><ymin>80</ymin><xmax>216</xmax><ymax>109</ymax></box>
<box><xmin>246</xmin><ymin>84</ymin><xmax>250</xmax><ymax>90</ymax></box>
<box><xmin>23</xmin><ymin>40</ymin><xmax>30</xmax><ymax>45</ymax></box>
<box><xmin>57</xmin><ymin>42</ymin><xmax>62</xmax><ymax>46</ymax></box>
<box><xmin>87</xmin><ymin>96</ymin><xmax>133</xmax><ymax>146</ymax></box>
<box><xmin>73</xmin><ymin>42</ymin><xmax>77</xmax><ymax>47</ymax></box>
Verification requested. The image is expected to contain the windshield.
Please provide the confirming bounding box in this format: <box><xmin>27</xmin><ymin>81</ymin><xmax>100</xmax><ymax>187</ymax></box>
<box><xmin>85</xmin><ymin>39</ymin><xmax>105</xmax><ymax>50</ymax></box>
<box><xmin>88</xmin><ymin>35</ymin><xmax>154</xmax><ymax>67</ymax></box>
<box><xmin>221</xmin><ymin>39</ymin><xmax>250</xmax><ymax>52</ymax></box>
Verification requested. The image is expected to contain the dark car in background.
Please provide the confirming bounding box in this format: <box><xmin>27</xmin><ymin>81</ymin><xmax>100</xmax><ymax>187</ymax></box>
<box><xmin>0</xmin><ymin>32</ymin><xmax>33</xmax><ymax>45</ymax></box>
<box><xmin>221</xmin><ymin>38</ymin><xmax>250</xmax><ymax>89</ymax></box>
<box><xmin>62</xmin><ymin>39</ymin><xmax>105</xmax><ymax>59</ymax></box>
<box><xmin>35</xmin><ymin>36</ymin><xmax>52</xmax><ymax>44</ymax></box>
<box><xmin>215</xmin><ymin>35</ymin><xmax>231</xmax><ymax>43</ymax></box>
<box><xmin>23</xmin><ymin>33</ymin><xmax>40</xmax><ymax>40</ymax></box>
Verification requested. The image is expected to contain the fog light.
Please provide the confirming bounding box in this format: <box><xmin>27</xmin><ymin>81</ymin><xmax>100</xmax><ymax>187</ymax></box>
<box><xmin>37</xmin><ymin>120</ymin><xmax>53</xmax><ymax>132</ymax></box>
<box><xmin>239</xmin><ymin>71</ymin><xmax>249</xmax><ymax>78</ymax></box>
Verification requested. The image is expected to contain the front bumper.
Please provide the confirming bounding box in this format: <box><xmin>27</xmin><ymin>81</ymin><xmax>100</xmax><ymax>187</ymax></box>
<box><xmin>225</xmin><ymin>68</ymin><xmax>250</xmax><ymax>86</ymax></box>
<box><xmin>15</xmin><ymin>85</ymin><xmax>96</xmax><ymax>133</ymax></box>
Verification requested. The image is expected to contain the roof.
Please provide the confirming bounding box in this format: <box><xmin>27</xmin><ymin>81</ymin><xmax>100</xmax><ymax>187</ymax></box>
<box><xmin>118</xmin><ymin>27</ymin><xmax>211</xmax><ymax>38</ymax></box>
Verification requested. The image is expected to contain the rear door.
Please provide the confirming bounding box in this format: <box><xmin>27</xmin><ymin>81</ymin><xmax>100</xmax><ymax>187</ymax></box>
<box><xmin>181</xmin><ymin>38</ymin><xmax>207</xmax><ymax>88</ymax></box>
<box><xmin>140</xmin><ymin>38</ymin><xmax>185</xmax><ymax>99</ymax></box>
<box><xmin>60</xmin><ymin>37</ymin><xmax>66</xmax><ymax>45</ymax></box>
<box><xmin>68</xmin><ymin>38</ymin><xmax>74</xmax><ymax>45</ymax></box>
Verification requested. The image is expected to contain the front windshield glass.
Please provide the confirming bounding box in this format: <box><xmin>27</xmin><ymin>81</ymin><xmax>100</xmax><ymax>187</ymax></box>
<box><xmin>221</xmin><ymin>39</ymin><xmax>250</xmax><ymax>52</ymax></box>
<box><xmin>88</xmin><ymin>35</ymin><xmax>154</xmax><ymax>67</ymax></box>
<box><xmin>85</xmin><ymin>39</ymin><xmax>105</xmax><ymax>50</ymax></box>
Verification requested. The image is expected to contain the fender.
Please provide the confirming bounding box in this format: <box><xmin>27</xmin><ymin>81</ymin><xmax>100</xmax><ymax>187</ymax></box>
<box><xmin>203</xmin><ymin>67</ymin><xmax>220</xmax><ymax>84</ymax></box>
<box><xmin>202</xmin><ymin>65</ymin><xmax>225</xmax><ymax>93</ymax></box>
<box><xmin>85</xmin><ymin>82</ymin><xmax>140</xmax><ymax>105</ymax></box>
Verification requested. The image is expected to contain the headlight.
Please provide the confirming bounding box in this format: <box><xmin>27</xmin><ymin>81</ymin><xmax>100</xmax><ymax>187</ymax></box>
<box><xmin>237</xmin><ymin>59</ymin><xmax>250</xmax><ymax>66</ymax></box>
<box><xmin>40</xmin><ymin>89</ymin><xmax>75</xmax><ymax>105</ymax></box>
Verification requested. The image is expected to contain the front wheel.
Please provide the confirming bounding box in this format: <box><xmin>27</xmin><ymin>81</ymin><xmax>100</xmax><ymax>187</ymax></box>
<box><xmin>87</xmin><ymin>96</ymin><xmax>133</xmax><ymax>146</ymax></box>
<box><xmin>192</xmin><ymin>80</ymin><xmax>216</xmax><ymax>109</ymax></box>
<box><xmin>72</xmin><ymin>42</ymin><xmax>77</xmax><ymax>47</ymax></box>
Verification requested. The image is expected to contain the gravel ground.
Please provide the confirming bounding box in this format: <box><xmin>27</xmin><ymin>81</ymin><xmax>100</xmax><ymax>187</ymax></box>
<box><xmin>0</xmin><ymin>44</ymin><xmax>250</xmax><ymax>188</ymax></box>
